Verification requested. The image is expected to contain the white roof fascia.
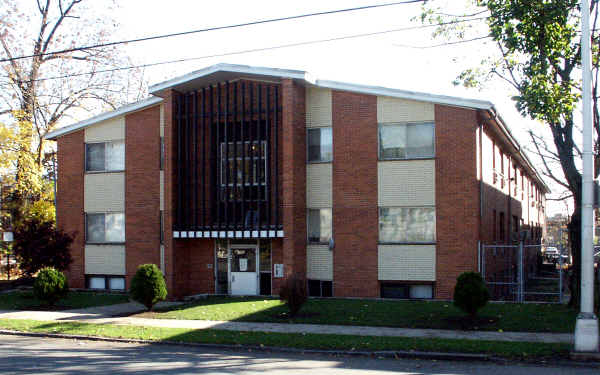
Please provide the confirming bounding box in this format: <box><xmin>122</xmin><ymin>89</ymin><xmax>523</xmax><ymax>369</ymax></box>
<box><xmin>149</xmin><ymin>63</ymin><xmax>313</xmax><ymax>94</ymax></box>
<box><xmin>44</xmin><ymin>96</ymin><xmax>163</xmax><ymax>140</ymax></box>
<box><xmin>314</xmin><ymin>80</ymin><xmax>494</xmax><ymax>110</ymax></box>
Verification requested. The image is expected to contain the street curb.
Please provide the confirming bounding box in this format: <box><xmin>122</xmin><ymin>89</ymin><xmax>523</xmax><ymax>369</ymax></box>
<box><xmin>0</xmin><ymin>329</ymin><xmax>490</xmax><ymax>362</ymax></box>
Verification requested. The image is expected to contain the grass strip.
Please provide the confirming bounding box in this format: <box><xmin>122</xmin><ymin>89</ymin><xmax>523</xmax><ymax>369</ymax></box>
<box><xmin>0</xmin><ymin>319</ymin><xmax>570</xmax><ymax>360</ymax></box>
<box><xmin>0</xmin><ymin>291</ymin><xmax>129</xmax><ymax>310</ymax></box>
<box><xmin>141</xmin><ymin>296</ymin><xmax>578</xmax><ymax>333</ymax></box>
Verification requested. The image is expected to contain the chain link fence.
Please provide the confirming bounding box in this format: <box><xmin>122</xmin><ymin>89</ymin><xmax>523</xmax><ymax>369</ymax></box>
<box><xmin>479</xmin><ymin>242</ymin><xmax>566</xmax><ymax>303</ymax></box>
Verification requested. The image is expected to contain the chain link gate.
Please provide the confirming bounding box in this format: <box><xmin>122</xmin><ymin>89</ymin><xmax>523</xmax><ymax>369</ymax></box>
<box><xmin>479</xmin><ymin>242</ymin><xmax>565</xmax><ymax>303</ymax></box>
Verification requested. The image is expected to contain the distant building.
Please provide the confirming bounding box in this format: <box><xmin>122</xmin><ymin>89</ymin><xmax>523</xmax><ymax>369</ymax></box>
<box><xmin>45</xmin><ymin>63</ymin><xmax>548</xmax><ymax>300</ymax></box>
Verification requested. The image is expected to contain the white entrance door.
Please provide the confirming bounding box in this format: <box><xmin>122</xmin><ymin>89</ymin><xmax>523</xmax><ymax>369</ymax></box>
<box><xmin>230</xmin><ymin>246</ymin><xmax>258</xmax><ymax>295</ymax></box>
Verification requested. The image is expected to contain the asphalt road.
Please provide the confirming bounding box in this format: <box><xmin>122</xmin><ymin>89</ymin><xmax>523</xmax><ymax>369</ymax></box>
<box><xmin>0</xmin><ymin>334</ymin><xmax>597</xmax><ymax>375</ymax></box>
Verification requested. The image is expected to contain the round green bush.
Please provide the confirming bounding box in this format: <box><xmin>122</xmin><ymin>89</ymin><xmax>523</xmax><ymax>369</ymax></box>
<box><xmin>130</xmin><ymin>264</ymin><xmax>167</xmax><ymax>311</ymax></box>
<box><xmin>33</xmin><ymin>267</ymin><xmax>69</xmax><ymax>306</ymax></box>
<box><xmin>453</xmin><ymin>272</ymin><xmax>490</xmax><ymax>317</ymax></box>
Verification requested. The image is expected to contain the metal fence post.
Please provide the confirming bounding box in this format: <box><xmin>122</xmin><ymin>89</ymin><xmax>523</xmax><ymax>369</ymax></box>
<box><xmin>559</xmin><ymin>246</ymin><xmax>563</xmax><ymax>303</ymax></box>
<box><xmin>518</xmin><ymin>241</ymin><xmax>524</xmax><ymax>303</ymax></box>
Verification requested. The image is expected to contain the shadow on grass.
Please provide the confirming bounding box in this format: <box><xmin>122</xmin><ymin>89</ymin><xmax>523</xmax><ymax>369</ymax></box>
<box><xmin>137</xmin><ymin>296</ymin><xmax>579</xmax><ymax>333</ymax></box>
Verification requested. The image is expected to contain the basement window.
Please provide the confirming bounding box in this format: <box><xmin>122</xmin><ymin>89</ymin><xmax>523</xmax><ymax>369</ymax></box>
<box><xmin>308</xmin><ymin>280</ymin><xmax>333</xmax><ymax>297</ymax></box>
<box><xmin>86</xmin><ymin>275</ymin><xmax>125</xmax><ymax>291</ymax></box>
<box><xmin>380</xmin><ymin>283</ymin><xmax>433</xmax><ymax>299</ymax></box>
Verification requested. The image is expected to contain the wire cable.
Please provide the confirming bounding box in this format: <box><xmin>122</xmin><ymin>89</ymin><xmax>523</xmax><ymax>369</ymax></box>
<box><xmin>0</xmin><ymin>0</ymin><xmax>426</xmax><ymax>63</ymax></box>
<box><xmin>7</xmin><ymin>17</ymin><xmax>487</xmax><ymax>85</ymax></box>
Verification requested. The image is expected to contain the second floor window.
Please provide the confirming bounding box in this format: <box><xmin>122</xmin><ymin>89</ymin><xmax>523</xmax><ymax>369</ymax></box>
<box><xmin>379</xmin><ymin>207</ymin><xmax>436</xmax><ymax>243</ymax></box>
<box><xmin>307</xmin><ymin>127</ymin><xmax>333</xmax><ymax>162</ymax></box>
<box><xmin>379</xmin><ymin>122</ymin><xmax>435</xmax><ymax>160</ymax></box>
<box><xmin>86</xmin><ymin>213</ymin><xmax>125</xmax><ymax>243</ymax></box>
<box><xmin>307</xmin><ymin>208</ymin><xmax>332</xmax><ymax>243</ymax></box>
<box><xmin>86</xmin><ymin>141</ymin><xmax>125</xmax><ymax>172</ymax></box>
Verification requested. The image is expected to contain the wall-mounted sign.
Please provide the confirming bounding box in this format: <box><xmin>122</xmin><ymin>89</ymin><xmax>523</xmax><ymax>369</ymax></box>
<box><xmin>239</xmin><ymin>258</ymin><xmax>248</xmax><ymax>272</ymax></box>
<box><xmin>274</xmin><ymin>264</ymin><xmax>284</xmax><ymax>278</ymax></box>
<box><xmin>2</xmin><ymin>232</ymin><xmax>13</xmax><ymax>242</ymax></box>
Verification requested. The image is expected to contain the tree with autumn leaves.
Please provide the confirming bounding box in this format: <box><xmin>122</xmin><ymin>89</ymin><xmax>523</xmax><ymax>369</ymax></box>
<box><xmin>421</xmin><ymin>0</ymin><xmax>599</xmax><ymax>307</ymax></box>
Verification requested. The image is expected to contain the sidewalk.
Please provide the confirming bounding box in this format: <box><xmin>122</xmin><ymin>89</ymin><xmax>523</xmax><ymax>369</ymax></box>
<box><xmin>0</xmin><ymin>302</ymin><xmax>573</xmax><ymax>344</ymax></box>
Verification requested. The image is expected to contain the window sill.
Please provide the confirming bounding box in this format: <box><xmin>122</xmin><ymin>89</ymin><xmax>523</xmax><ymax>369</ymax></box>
<box><xmin>378</xmin><ymin>242</ymin><xmax>437</xmax><ymax>245</ymax></box>
<box><xmin>307</xmin><ymin>160</ymin><xmax>333</xmax><ymax>164</ymax></box>
<box><xmin>86</xmin><ymin>242</ymin><xmax>126</xmax><ymax>245</ymax></box>
<box><xmin>85</xmin><ymin>170</ymin><xmax>125</xmax><ymax>174</ymax></box>
<box><xmin>378</xmin><ymin>157</ymin><xmax>435</xmax><ymax>162</ymax></box>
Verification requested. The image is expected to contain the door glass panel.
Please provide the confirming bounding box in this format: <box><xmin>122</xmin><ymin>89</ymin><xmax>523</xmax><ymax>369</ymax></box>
<box><xmin>231</xmin><ymin>248</ymin><xmax>256</xmax><ymax>272</ymax></box>
<box><xmin>216</xmin><ymin>240</ymin><xmax>228</xmax><ymax>294</ymax></box>
<box><xmin>259</xmin><ymin>241</ymin><xmax>271</xmax><ymax>273</ymax></box>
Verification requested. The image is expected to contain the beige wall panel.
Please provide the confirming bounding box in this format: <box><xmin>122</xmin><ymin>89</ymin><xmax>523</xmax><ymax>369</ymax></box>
<box><xmin>307</xmin><ymin>245</ymin><xmax>333</xmax><ymax>280</ymax></box>
<box><xmin>377</xmin><ymin>96</ymin><xmax>435</xmax><ymax>123</ymax></box>
<box><xmin>160</xmin><ymin>170</ymin><xmax>165</xmax><ymax>211</ymax></box>
<box><xmin>307</xmin><ymin>163</ymin><xmax>332</xmax><ymax>208</ymax></box>
<box><xmin>85</xmin><ymin>245</ymin><xmax>126</xmax><ymax>275</ymax></box>
<box><xmin>378</xmin><ymin>160</ymin><xmax>435</xmax><ymax>206</ymax></box>
<box><xmin>160</xmin><ymin>104</ymin><xmax>165</xmax><ymax>137</ymax></box>
<box><xmin>84</xmin><ymin>172</ymin><xmax>125</xmax><ymax>212</ymax></box>
<box><xmin>306</xmin><ymin>87</ymin><xmax>332</xmax><ymax>128</ymax></box>
<box><xmin>160</xmin><ymin>245</ymin><xmax>165</xmax><ymax>274</ymax></box>
<box><xmin>84</xmin><ymin>116</ymin><xmax>125</xmax><ymax>142</ymax></box>
<box><xmin>378</xmin><ymin>245</ymin><xmax>436</xmax><ymax>281</ymax></box>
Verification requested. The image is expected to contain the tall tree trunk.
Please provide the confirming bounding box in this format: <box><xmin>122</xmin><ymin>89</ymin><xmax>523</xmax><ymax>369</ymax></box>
<box><xmin>568</xmin><ymin>199</ymin><xmax>582</xmax><ymax>307</ymax></box>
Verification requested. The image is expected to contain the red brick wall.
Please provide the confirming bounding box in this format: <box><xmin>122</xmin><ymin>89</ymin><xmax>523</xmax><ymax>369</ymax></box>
<box><xmin>57</xmin><ymin>130</ymin><xmax>85</xmax><ymax>288</ymax></box>
<box><xmin>434</xmin><ymin>105</ymin><xmax>480</xmax><ymax>299</ymax></box>
<box><xmin>163</xmin><ymin>90</ymin><xmax>177</xmax><ymax>297</ymax></box>
<box><xmin>125</xmin><ymin>105</ymin><xmax>161</xmax><ymax>288</ymax></box>
<box><xmin>280</xmin><ymin>79</ymin><xmax>306</xmax><ymax>278</ymax></box>
<box><xmin>331</xmin><ymin>91</ymin><xmax>379</xmax><ymax>298</ymax></box>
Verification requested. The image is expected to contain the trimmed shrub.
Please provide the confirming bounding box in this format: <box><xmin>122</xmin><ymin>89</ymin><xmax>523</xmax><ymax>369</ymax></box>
<box><xmin>453</xmin><ymin>272</ymin><xmax>490</xmax><ymax>318</ymax></box>
<box><xmin>279</xmin><ymin>274</ymin><xmax>307</xmax><ymax>317</ymax></box>
<box><xmin>130</xmin><ymin>264</ymin><xmax>167</xmax><ymax>311</ymax></box>
<box><xmin>33</xmin><ymin>267</ymin><xmax>69</xmax><ymax>306</ymax></box>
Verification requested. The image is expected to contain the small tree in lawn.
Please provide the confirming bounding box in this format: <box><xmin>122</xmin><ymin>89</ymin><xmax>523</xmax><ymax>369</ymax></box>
<box><xmin>130</xmin><ymin>264</ymin><xmax>167</xmax><ymax>311</ymax></box>
<box><xmin>33</xmin><ymin>267</ymin><xmax>69</xmax><ymax>306</ymax></box>
<box><xmin>453</xmin><ymin>272</ymin><xmax>490</xmax><ymax>319</ymax></box>
<box><xmin>12</xmin><ymin>218</ymin><xmax>73</xmax><ymax>277</ymax></box>
<box><xmin>279</xmin><ymin>274</ymin><xmax>307</xmax><ymax>318</ymax></box>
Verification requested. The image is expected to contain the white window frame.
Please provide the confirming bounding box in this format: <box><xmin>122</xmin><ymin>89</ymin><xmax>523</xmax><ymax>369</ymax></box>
<box><xmin>378</xmin><ymin>206</ymin><xmax>436</xmax><ymax>244</ymax></box>
<box><xmin>85</xmin><ymin>140</ymin><xmax>125</xmax><ymax>173</ymax></box>
<box><xmin>307</xmin><ymin>127</ymin><xmax>333</xmax><ymax>163</ymax></box>
<box><xmin>85</xmin><ymin>212</ymin><xmax>125</xmax><ymax>244</ymax></box>
<box><xmin>378</xmin><ymin>122</ymin><xmax>435</xmax><ymax>160</ymax></box>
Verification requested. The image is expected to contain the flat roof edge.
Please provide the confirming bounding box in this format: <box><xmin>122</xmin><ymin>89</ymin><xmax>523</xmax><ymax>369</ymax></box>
<box><xmin>45</xmin><ymin>96</ymin><xmax>163</xmax><ymax>140</ymax></box>
<box><xmin>315</xmin><ymin>80</ymin><xmax>494</xmax><ymax>110</ymax></box>
<box><xmin>148</xmin><ymin>63</ymin><xmax>311</xmax><ymax>95</ymax></box>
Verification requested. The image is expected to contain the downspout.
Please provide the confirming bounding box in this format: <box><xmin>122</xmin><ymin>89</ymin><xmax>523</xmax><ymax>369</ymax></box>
<box><xmin>52</xmin><ymin>150</ymin><xmax>58</xmax><ymax>223</ymax></box>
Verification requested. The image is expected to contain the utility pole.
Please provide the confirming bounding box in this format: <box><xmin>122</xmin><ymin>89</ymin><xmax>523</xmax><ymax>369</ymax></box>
<box><xmin>574</xmin><ymin>0</ymin><xmax>599</xmax><ymax>353</ymax></box>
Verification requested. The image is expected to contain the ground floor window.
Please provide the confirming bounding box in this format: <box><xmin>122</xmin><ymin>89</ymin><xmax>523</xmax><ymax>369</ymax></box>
<box><xmin>380</xmin><ymin>283</ymin><xmax>432</xmax><ymax>299</ymax></box>
<box><xmin>86</xmin><ymin>275</ymin><xmax>125</xmax><ymax>291</ymax></box>
<box><xmin>308</xmin><ymin>279</ymin><xmax>333</xmax><ymax>297</ymax></box>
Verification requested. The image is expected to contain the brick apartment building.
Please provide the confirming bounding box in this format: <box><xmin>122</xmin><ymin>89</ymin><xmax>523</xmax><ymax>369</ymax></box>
<box><xmin>46</xmin><ymin>63</ymin><xmax>548</xmax><ymax>300</ymax></box>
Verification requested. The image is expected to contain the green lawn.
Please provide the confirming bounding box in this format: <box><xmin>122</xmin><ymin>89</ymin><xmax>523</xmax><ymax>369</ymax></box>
<box><xmin>0</xmin><ymin>291</ymin><xmax>130</xmax><ymax>310</ymax></box>
<box><xmin>0</xmin><ymin>319</ymin><xmax>571</xmax><ymax>360</ymax></box>
<box><xmin>137</xmin><ymin>297</ymin><xmax>577</xmax><ymax>333</ymax></box>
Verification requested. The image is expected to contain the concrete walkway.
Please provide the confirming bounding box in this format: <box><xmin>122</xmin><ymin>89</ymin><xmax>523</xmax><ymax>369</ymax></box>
<box><xmin>0</xmin><ymin>302</ymin><xmax>573</xmax><ymax>344</ymax></box>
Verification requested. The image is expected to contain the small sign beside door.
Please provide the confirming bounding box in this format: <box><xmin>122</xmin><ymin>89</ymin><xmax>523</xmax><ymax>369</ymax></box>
<box><xmin>274</xmin><ymin>264</ymin><xmax>284</xmax><ymax>278</ymax></box>
<box><xmin>239</xmin><ymin>258</ymin><xmax>248</xmax><ymax>272</ymax></box>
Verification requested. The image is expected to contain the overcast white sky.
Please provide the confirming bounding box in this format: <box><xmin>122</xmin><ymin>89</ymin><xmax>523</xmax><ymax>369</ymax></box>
<box><xmin>100</xmin><ymin>0</ymin><xmax>575</xmax><ymax>215</ymax></box>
